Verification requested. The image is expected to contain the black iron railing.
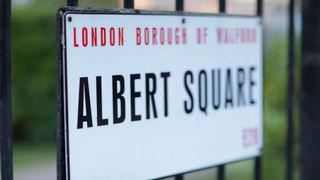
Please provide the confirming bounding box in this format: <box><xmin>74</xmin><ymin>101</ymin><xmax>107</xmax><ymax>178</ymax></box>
<box><xmin>64</xmin><ymin>0</ymin><xmax>265</xmax><ymax>180</ymax></box>
<box><xmin>0</xmin><ymin>0</ymin><xmax>300</xmax><ymax>179</ymax></box>
<box><xmin>0</xmin><ymin>0</ymin><xmax>13</xmax><ymax>180</ymax></box>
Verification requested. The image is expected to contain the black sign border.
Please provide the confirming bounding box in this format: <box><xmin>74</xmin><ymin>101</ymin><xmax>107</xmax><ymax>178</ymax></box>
<box><xmin>57</xmin><ymin>7</ymin><xmax>263</xmax><ymax>180</ymax></box>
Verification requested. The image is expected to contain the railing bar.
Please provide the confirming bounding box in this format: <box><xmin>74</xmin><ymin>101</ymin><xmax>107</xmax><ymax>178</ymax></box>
<box><xmin>217</xmin><ymin>165</ymin><xmax>225</xmax><ymax>180</ymax></box>
<box><xmin>175</xmin><ymin>174</ymin><xmax>184</xmax><ymax>180</ymax></box>
<box><xmin>219</xmin><ymin>0</ymin><xmax>226</xmax><ymax>13</ymax></box>
<box><xmin>124</xmin><ymin>0</ymin><xmax>134</xmax><ymax>9</ymax></box>
<box><xmin>67</xmin><ymin>0</ymin><xmax>78</xmax><ymax>7</ymax></box>
<box><xmin>256</xmin><ymin>0</ymin><xmax>263</xmax><ymax>16</ymax></box>
<box><xmin>0</xmin><ymin>0</ymin><xmax>13</xmax><ymax>179</ymax></box>
<box><xmin>255</xmin><ymin>0</ymin><xmax>263</xmax><ymax>180</ymax></box>
<box><xmin>174</xmin><ymin>0</ymin><xmax>184</xmax><ymax>179</ymax></box>
<box><xmin>217</xmin><ymin>1</ymin><xmax>226</xmax><ymax>180</ymax></box>
<box><xmin>254</xmin><ymin>157</ymin><xmax>262</xmax><ymax>180</ymax></box>
<box><xmin>175</xmin><ymin>0</ymin><xmax>184</xmax><ymax>11</ymax></box>
<box><xmin>286</xmin><ymin>0</ymin><xmax>295</xmax><ymax>179</ymax></box>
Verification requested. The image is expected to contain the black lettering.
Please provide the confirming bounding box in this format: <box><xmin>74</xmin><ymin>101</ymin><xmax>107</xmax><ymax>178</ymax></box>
<box><xmin>225</xmin><ymin>68</ymin><xmax>233</xmax><ymax>108</ymax></box>
<box><xmin>96</xmin><ymin>76</ymin><xmax>108</xmax><ymax>126</ymax></box>
<box><xmin>212</xmin><ymin>69</ymin><xmax>221</xmax><ymax>110</ymax></box>
<box><xmin>112</xmin><ymin>75</ymin><xmax>126</xmax><ymax>124</ymax></box>
<box><xmin>130</xmin><ymin>74</ymin><xmax>142</xmax><ymax>121</ymax></box>
<box><xmin>249</xmin><ymin>67</ymin><xmax>256</xmax><ymax>105</ymax></box>
<box><xmin>161</xmin><ymin>72</ymin><xmax>171</xmax><ymax>117</ymax></box>
<box><xmin>184</xmin><ymin>71</ymin><xmax>194</xmax><ymax>113</ymax></box>
<box><xmin>77</xmin><ymin>77</ymin><xmax>93</xmax><ymax>129</ymax></box>
<box><xmin>237</xmin><ymin>68</ymin><xmax>246</xmax><ymax>106</ymax></box>
<box><xmin>198</xmin><ymin>70</ymin><xmax>208</xmax><ymax>114</ymax></box>
<box><xmin>146</xmin><ymin>73</ymin><xmax>158</xmax><ymax>119</ymax></box>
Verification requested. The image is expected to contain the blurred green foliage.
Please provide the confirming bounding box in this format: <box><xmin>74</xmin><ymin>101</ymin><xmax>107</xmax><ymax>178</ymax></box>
<box><xmin>12</xmin><ymin>8</ymin><xmax>57</xmax><ymax>142</ymax></box>
<box><xmin>12</xmin><ymin>0</ymin><xmax>118</xmax><ymax>142</ymax></box>
<box><xmin>11</xmin><ymin>3</ymin><xmax>299</xmax><ymax>180</ymax></box>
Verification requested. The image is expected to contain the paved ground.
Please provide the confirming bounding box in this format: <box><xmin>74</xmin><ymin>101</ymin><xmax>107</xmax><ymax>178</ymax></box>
<box><xmin>14</xmin><ymin>160</ymin><xmax>56</xmax><ymax>180</ymax></box>
<box><xmin>13</xmin><ymin>159</ymin><xmax>215</xmax><ymax>180</ymax></box>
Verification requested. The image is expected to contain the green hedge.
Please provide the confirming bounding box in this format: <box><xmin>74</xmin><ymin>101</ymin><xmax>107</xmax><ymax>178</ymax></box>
<box><xmin>11</xmin><ymin>6</ymin><xmax>298</xmax><ymax>179</ymax></box>
<box><xmin>12</xmin><ymin>9</ymin><xmax>57</xmax><ymax>142</ymax></box>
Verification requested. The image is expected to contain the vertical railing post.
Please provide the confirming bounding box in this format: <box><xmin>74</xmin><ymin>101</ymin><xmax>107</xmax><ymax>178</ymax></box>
<box><xmin>301</xmin><ymin>0</ymin><xmax>320</xmax><ymax>178</ymax></box>
<box><xmin>176</xmin><ymin>0</ymin><xmax>184</xmax><ymax>11</ymax></box>
<box><xmin>286</xmin><ymin>0</ymin><xmax>295</xmax><ymax>179</ymax></box>
<box><xmin>174</xmin><ymin>0</ymin><xmax>184</xmax><ymax>179</ymax></box>
<box><xmin>254</xmin><ymin>156</ymin><xmax>262</xmax><ymax>180</ymax></box>
<box><xmin>217</xmin><ymin>165</ymin><xmax>225</xmax><ymax>180</ymax></box>
<box><xmin>217</xmin><ymin>1</ymin><xmax>226</xmax><ymax>179</ymax></box>
<box><xmin>254</xmin><ymin>1</ymin><xmax>263</xmax><ymax>180</ymax></box>
<box><xmin>0</xmin><ymin>0</ymin><xmax>13</xmax><ymax>179</ymax></box>
<box><xmin>175</xmin><ymin>174</ymin><xmax>183</xmax><ymax>180</ymax></box>
<box><xmin>58</xmin><ymin>1</ymin><xmax>79</xmax><ymax>180</ymax></box>
<box><xmin>257</xmin><ymin>0</ymin><xmax>263</xmax><ymax>16</ymax></box>
<box><xmin>124</xmin><ymin>0</ymin><xmax>134</xmax><ymax>9</ymax></box>
<box><xmin>67</xmin><ymin>0</ymin><xmax>78</xmax><ymax>7</ymax></box>
<box><xmin>219</xmin><ymin>0</ymin><xmax>226</xmax><ymax>13</ymax></box>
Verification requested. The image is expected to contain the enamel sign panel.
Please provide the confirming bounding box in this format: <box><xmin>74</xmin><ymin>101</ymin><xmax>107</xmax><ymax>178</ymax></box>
<box><xmin>59</xmin><ymin>10</ymin><xmax>263</xmax><ymax>180</ymax></box>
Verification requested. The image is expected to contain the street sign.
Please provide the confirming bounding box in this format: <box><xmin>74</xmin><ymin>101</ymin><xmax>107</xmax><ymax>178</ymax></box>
<box><xmin>58</xmin><ymin>9</ymin><xmax>263</xmax><ymax>180</ymax></box>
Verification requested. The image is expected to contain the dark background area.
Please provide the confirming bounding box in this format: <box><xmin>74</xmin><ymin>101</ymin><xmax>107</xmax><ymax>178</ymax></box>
<box><xmin>10</xmin><ymin>0</ymin><xmax>300</xmax><ymax>179</ymax></box>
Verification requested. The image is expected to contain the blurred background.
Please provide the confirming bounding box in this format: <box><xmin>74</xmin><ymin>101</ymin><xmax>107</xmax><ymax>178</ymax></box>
<box><xmin>11</xmin><ymin>0</ymin><xmax>300</xmax><ymax>179</ymax></box>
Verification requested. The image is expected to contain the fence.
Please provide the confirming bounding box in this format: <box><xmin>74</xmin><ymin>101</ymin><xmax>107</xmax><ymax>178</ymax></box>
<box><xmin>62</xmin><ymin>0</ymin><xmax>263</xmax><ymax>180</ymax></box>
<box><xmin>0</xmin><ymin>0</ymin><xmax>297</xmax><ymax>179</ymax></box>
<box><xmin>0</xmin><ymin>0</ymin><xmax>13</xmax><ymax>179</ymax></box>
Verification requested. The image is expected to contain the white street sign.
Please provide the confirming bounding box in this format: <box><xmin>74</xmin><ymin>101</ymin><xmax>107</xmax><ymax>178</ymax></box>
<box><xmin>60</xmin><ymin>11</ymin><xmax>263</xmax><ymax>180</ymax></box>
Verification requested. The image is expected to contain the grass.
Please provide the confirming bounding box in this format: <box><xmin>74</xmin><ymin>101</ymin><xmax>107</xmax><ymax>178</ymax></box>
<box><xmin>13</xmin><ymin>142</ymin><xmax>56</xmax><ymax>169</ymax></box>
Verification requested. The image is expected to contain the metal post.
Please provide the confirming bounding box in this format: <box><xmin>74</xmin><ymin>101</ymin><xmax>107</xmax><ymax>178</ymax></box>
<box><xmin>176</xmin><ymin>0</ymin><xmax>184</xmax><ymax>11</ymax></box>
<box><xmin>175</xmin><ymin>174</ymin><xmax>183</xmax><ymax>180</ymax></box>
<box><xmin>286</xmin><ymin>0</ymin><xmax>295</xmax><ymax>179</ymax></box>
<box><xmin>257</xmin><ymin>0</ymin><xmax>263</xmax><ymax>16</ymax></box>
<box><xmin>301</xmin><ymin>0</ymin><xmax>320</xmax><ymax>179</ymax></box>
<box><xmin>217</xmin><ymin>165</ymin><xmax>225</xmax><ymax>180</ymax></box>
<box><xmin>174</xmin><ymin>0</ymin><xmax>184</xmax><ymax>179</ymax></box>
<box><xmin>217</xmin><ymin>1</ymin><xmax>226</xmax><ymax>179</ymax></box>
<box><xmin>67</xmin><ymin>0</ymin><xmax>78</xmax><ymax>6</ymax></box>
<box><xmin>254</xmin><ymin>157</ymin><xmax>261</xmax><ymax>180</ymax></box>
<box><xmin>219</xmin><ymin>0</ymin><xmax>226</xmax><ymax>13</ymax></box>
<box><xmin>254</xmin><ymin>1</ymin><xmax>263</xmax><ymax>180</ymax></box>
<box><xmin>0</xmin><ymin>0</ymin><xmax>13</xmax><ymax>179</ymax></box>
<box><xmin>124</xmin><ymin>0</ymin><xmax>134</xmax><ymax>9</ymax></box>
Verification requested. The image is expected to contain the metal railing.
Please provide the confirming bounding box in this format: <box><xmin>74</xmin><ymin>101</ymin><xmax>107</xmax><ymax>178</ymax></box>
<box><xmin>64</xmin><ymin>0</ymin><xmax>264</xmax><ymax>180</ymax></box>
<box><xmin>0</xmin><ymin>0</ymin><xmax>13</xmax><ymax>180</ymax></box>
<box><xmin>0</xmin><ymin>0</ymin><xmax>299</xmax><ymax>179</ymax></box>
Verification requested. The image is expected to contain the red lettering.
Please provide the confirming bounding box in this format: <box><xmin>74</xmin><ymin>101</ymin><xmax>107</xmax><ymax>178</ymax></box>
<box><xmin>167</xmin><ymin>28</ymin><xmax>172</xmax><ymax>45</ymax></box>
<box><xmin>91</xmin><ymin>27</ymin><xmax>97</xmax><ymax>47</ymax></box>
<box><xmin>243</xmin><ymin>128</ymin><xmax>259</xmax><ymax>148</ymax></box>
<box><xmin>136</xmin><ymin>27</ymin><xmax>141</xmax><ymax>46</ymax></box>
<box><xmin>236</xmin><ymin>28</ymin><xmax>241</xmax><ymax>43</ymax></box>
<box><xmin>160</xmin><ymin>28</ymin><xmax>165</xmax><ymax>45</ymax></box>
<box><xmin>203</xmin><ymin>28</ymin><xmax>207</xmax><ymax>44</ymax></box>
<box><xmin>110</xmin><ymin>27</ymin><xmax>115</xmax><ymax>46</ymax></box>
<box><xmin>73</xmin><ymin>27</ymin><xmax>79</xmax><ymax>47</ymax></box>
<box><xmin>182</xmin><ymin>28</ymin><xmax>187</xmax><ymax>44</ymax></box>
<box><xmin>175</xmin><ymin>28</ymin><xmax>179</xmax><ymax>44</ymax></box>
<box><xmin>197</xmin><ymin>28</ymin><xmax>201</xmax><ymax>44</ymax></box>
<box><xmin>144</xmin><ymin>28</ymin><xmax>149</xmax><ymax>45</ymax></box>
<box><xmin>152</xmin><ymin>28</ymin><xmax>157</xmax><ymax>45</ymax></box>
<box><xmin>224</xmin><ymin>29</ymin><xmax>228</xmax><ymax>43</ymax></box>
<box><xmin>118</xmin><ymin>28</ymin><xmax>124</xmax><ymax>46</ymax></box>
<box><xmin>252</xmin><ymin>29</ymin><xmax>256</xmax><ymax>43</ymax></box>
<box><xmin>82</xmin><ymin>27</ymin><xmax>88</xmax><ymax>47</ymax></box>
<box><xmin>217</xmin><ymin>28</ymin><xmax>223</xmax><ymax>43</ymax></box>
<box><xmin>101</xmin><ymin>27</ymin><xmax>106</xmax><ymax>46</ymax></box>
